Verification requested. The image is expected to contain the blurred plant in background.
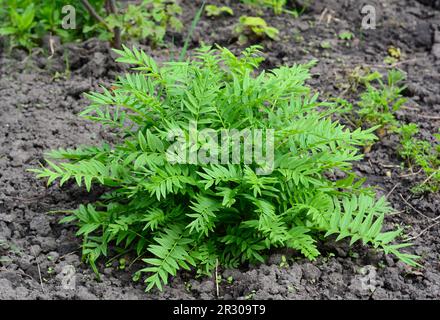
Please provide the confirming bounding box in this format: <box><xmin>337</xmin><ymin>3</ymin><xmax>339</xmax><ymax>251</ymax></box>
<box><xmin>235</xmin><ymin>16</ymin><xmax>279</xmax><ymax>44</ymax></box>
<box><xmin>241</xmin><ymin>0</ymin><xmax>309</xmax><ymax>17</ymax></box>
<box><xmin>0</xmin><ymin>0</ymin><xmax>182</xmax><ymax>50</ymax></box>
<box><xmin>0</xmin><ymin>0</ymin><xmax>105</xmax><ymax>49</ymax></box>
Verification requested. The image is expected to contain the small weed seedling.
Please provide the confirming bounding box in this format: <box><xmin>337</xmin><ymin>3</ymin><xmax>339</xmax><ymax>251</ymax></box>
<box><xmin>0</xmin><ymin>0</ymin><xmax>183</xmax><ymax>50</ymax></box>
<box><xmin>32</xmin><ymin>46</ymin><xmax>418</xmax><ymax>292</ymax></box>
<box><xmin>338</xmin><ymin>31</ymin><xmax>354</xmax><ymax>41</ymax></box>
<box><xmin>398</xmin><ymin>124</ymin><xmax>440</xmax><ymax>194</ymax></box>
<box><xmin>241</xmin><ymin>0</ymin><xmax>307</xmax><ymax>16</ymax></box>
<box><xmin>245</xmin><ymin>290</ymin><xmax>256</xmax><ymax>300</ymax></box>
<box><xmin>205</xmin><ymin>5</ymin><xmax>234</xmax><ymax>17</ymax></box>
<box><xmin>235</xmin><ymin>16</ymin><xmax>279</xmax><ymax>44</ymax></box>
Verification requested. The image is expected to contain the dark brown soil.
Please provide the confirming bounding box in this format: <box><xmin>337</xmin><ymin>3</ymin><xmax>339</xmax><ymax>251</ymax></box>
<box><xmin>0</xmin><ymin>0</ymin><xmax>439</xmax><ymax>299</ymax></box>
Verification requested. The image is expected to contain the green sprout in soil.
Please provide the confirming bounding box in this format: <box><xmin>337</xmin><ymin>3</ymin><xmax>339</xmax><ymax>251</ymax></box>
<box><xmin>338</xmin><ymin>31</ymin><xmax>354</xmax><ymax>41</ymax></box>
<box><xmin>356</xmin><ymin>69</ymin><xmax>407</xmax><ymax>137</ymax></box>
<box><xmin>235</xmin><ymin>16</ymin><xmax>279</xmax><ymax>44</ymax></box>
<box><xmin>0</xmin><ymin>1</ymin><xmax>37</xmax><ymax>50</ymax></box>
<box><xmin>398</xmin><ymin>124</ymin><xmax>440</xmax><ymax>194</ymax></box>
<box><xmin>32</xmin><ymin>45</ymin><xmax>418</xmax><ymax>292</ymax></box>
<box><xmin>320</xmin><ymin>40</ymin><xmax>332</xmax><ymax>49</ymax></box>
<box><xmin>205</xmin><ymin>4</ymin><xmax>234</xmax><ymax>17</ymax></box>
<box><xmin>338</xmin><ymin>31</ymin><xmax>354</xmax><ymax>47</ymax></box>
<box><xmin>279</xmin><ymin>255</ymin><xmax>289</xmax><ymax>268</ymax></box>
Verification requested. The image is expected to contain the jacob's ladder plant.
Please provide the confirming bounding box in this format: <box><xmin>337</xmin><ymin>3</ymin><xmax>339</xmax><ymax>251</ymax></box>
<box><xmin>32</xmin><ymin>45</ymin><xmax>418</xmax><ymax>291</ymax></box>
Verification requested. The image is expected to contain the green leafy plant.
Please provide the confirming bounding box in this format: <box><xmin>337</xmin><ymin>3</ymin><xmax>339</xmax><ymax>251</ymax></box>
<box><xmin>103</xmin><ymin>0</ymin><xmax>183</xmax><ymax>46</ymax></box>
<box><xmin>355</xmin><ymin>70</ymin><xmax>407</xmax><ymax>136</ymax></box>
<box><xmin>32</xmin><ymin>45</ymin><xmax>418</xmax><ymax>292</ymax></box>
<box><xmin>205</xmin><ymin>4</ymin><xmax>234</xmax><ymax>17</ymax></box>
<box><xmin>81</xmin><ymin>0</ymin><xmax>183</xmax><ymax>48</ymax></box>
<box><xmin>338</xmin><ymin>30</ymin><xmax>354</xmax><ymax>47</ymax></box>
<box><xmin>235</xmin><ymin>16</ymin><xmax>279</xmax><ymax>44</ymax></box>
<box><xmin>0</xmin><ymin>0</ymin><xmax>109</xmax><ymax>49</ymax></box>
<box><xmin>0</xmin><ymin>1</ymin><xmax>37</xmax><ymax>50</ymax></box>
<box><xmin>255</xmin><ymin>0</ymin><xmax>287</xmax><ymax>15</ymax></box>
<box><xmin>347</xmin><ymin>67</ymin><xmax>383</xmax><ymax>93</ymax></box>
<box><xmin>398</xmin><ymin>124</ymin><xmax>440</xmax><ymax>194</ymax></box>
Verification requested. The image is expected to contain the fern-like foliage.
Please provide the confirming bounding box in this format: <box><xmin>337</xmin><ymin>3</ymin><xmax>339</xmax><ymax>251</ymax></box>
<box><xmin>31</xmin><ymin>45</ymin><xmax>418</xmax><ymax>292</ymax></box>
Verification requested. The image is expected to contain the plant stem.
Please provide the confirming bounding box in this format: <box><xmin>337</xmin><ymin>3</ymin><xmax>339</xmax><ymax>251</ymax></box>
<box><xmin>81</xmin><ymin>0</ymin><xmax>121</xmax><ymax>48</ymax></box>
<box><xmin>107</xmin><ymin>0</ymin><xmax>121</xmax><ymax>49</ymax></box>
<box><xmin>80</xmin><ymin>0</ymin><xmax>111</xmax><ymax>31</ymax></box>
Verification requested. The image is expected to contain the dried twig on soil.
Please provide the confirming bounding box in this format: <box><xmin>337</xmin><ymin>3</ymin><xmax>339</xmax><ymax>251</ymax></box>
<box><xmin>387</xmin><ymin>210</ymin><xmax>405</xmax><ymax>216</ymax></box>
<box><xmin>420</xmin><ymin>170</ymin><xmax>439</xmax><ymax>187</ymax></box>
<box><xmin>389</xmin><ymin>58</ymin><xmax>426</xmax><ymax>67</ymax></box>
<box><xmin>407</xmin><ymin>221</ymin><xmax>440</xmax><ymax>241</ymax></box>
<box><xmin>317</xmin><ymin>8</ymin><xmax>328</xmax><ymax>24</ymax></box>
<box><xmin>48</xmin><ymin>35</ymin><xmax>56</xmax><ymax>59</ymax></box>
<box><xmin>401</xmin><ymin>106</ymin><xmax>421</xmax><ymax>112</ymax></box>
<box><xmin>416</xmin><ymin>115</ymin><xmax>440</xmax><ymax>120</ymax></box>
<box><xmin>399</xmin><ymin>194</ymin><xmax>435</xmax><ymax>221</ymax></box>
<box><xmin>399</xmin><ymin>169</ymin><xmax>423</xmax><ymax>178</ymax></box>
<box><xmin>380</xmin><ymin>164</ymin><xmax>400</xmax><ymax>169</ymax></box>
<box><xmin>36</xmin><ymin>261</ymin><xmax>44</xmax><ymax>292</ymax></box>
<box><xmin>215</xmin><ymin>259</ymin><xmax>219</xmax><ymax>298</ymax></box>
<box><xmin>58</xmin><ymin>251</ymin><xmax>79</xmax><ymax>261</ymax></box>
<box><xmin>386</xmin><ymin>183</ymin><xmax>400</xmax><ymax>199</ymax></box>
<box><xmin>363</xmin><ymin>57</ymin><xmax>428</xmax><ymax>69</ymax></box>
